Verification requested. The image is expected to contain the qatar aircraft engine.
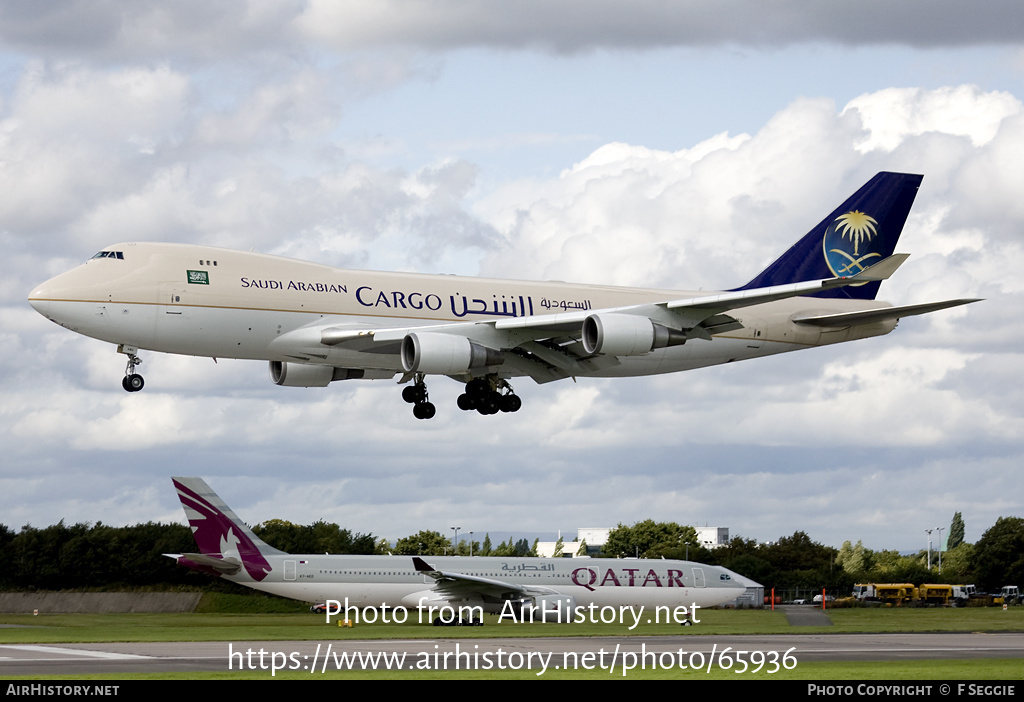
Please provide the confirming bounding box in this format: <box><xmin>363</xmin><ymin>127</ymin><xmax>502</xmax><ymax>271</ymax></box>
<box><xmin>169</xmin><ymin>477</ymin><xmax>747</xmax><ymax>623</ymax></box>
<box><xmin>30</xmin><ymin>172</ymin><xmax>978</xmax><ymax>418</ymax></box>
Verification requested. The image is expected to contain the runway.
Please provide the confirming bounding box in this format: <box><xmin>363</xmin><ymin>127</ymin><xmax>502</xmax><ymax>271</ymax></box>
<box><xmin>2</xmin><ymin>633</ymin><xmax>1023</xmax><ymax>676</ymax></box>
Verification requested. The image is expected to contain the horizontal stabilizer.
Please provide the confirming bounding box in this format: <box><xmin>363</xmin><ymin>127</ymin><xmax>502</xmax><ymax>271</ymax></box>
<box><xmin>850</xmin><ymin>253</ymin><xmax>909</xmax><ymax>282</ymax></box>
<box><xmin>666</xmin><ymin>254</ymin><xmax>910</xmax><ymax>315</ymax></box>
<box><xmin>794</xmin><ymin>298</ymin><xmax>981</xmax><ymax>327</ymax></box>
<box><xmin>165</xmin><ymin>552</ymin><xmax>242</xmax><ymax>575</ymax></box>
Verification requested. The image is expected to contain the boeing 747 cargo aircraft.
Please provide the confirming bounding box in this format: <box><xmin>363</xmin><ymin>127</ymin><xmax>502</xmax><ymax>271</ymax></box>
<box><xmin>169</xmin><ymin>477</ymin><xmax>747</xmax><ymax>622</ymax></box>
<box><xmin>29</xmin><ymin>172</ymin><xmax>977</xmax><ymax>418</ymax></box>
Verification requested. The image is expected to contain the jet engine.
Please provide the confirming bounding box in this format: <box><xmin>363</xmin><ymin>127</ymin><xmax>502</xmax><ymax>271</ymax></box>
<box><xmin>270</xmin><ymin>362</ymin><xmax>372</xmax><ymax>386</ymax></box>
<box><xmin>582</xmin><ymin>313</ymin><xmax>687</xmax><ymax>355</ymax></box>
<box><xmin>269</xmin><ymin>361</ymin><xmax>334</xmax><ymax>387</ymax></box>
<box><xmin>401</xmin><ymin>332</ymin><xmax>503</xmax><ymax>375</ymax></box>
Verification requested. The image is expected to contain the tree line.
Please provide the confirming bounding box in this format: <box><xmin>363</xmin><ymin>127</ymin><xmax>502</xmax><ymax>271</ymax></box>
<box><xmin>600</xmin><ymin>516</ymin><xmax>1023</xmax><ymax>593</ymax></box>
<box><xmin>0</xmin><ymin>514</ymin><xmax>1020</xmax><ymax>593</ymax></box>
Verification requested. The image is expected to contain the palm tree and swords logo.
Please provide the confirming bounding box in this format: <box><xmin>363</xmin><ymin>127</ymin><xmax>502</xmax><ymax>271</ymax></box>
<box><xmin>823</xmin><ymin>210</ymin><xmax>881</xmax><ymax>284</ymax></box>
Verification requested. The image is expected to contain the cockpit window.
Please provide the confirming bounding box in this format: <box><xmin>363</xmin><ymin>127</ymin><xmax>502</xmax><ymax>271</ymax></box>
<box><xmin>91</xmin><ymin>251</ymin><xmax>124</xmax><ymax>260</ymax></box>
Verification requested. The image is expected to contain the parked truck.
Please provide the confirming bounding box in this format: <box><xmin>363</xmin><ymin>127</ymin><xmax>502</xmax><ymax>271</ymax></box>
<box><xmin>854</xmin><ymin>582</ymin><xmax>984</xmax><ymax>607</ymax></box>
<box><xmin>853</xmin><ymin>583</ymin><xmax>917</xmax><ymax>606</ymax></box>
<box><xmin>997</xmin><ymin>585</ymin><xmax>1021</xmax><ymax>605</ymax></box>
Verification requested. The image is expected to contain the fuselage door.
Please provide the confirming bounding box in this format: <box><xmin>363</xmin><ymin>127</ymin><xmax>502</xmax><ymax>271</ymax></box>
<box><xmin>284</xmin><ymin>560</ymin><xmax>297</xmax><ymax>581</ymax></box>
<box><xmin>692</xmin><ymin>567</ymin><xmax>706</xmax><ymax>588</ymax></box>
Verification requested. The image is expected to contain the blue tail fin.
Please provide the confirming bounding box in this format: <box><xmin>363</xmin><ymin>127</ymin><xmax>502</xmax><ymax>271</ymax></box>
<box><xmin>736</xmin><ymin>172</ymin><xmax>922</xmax><ymax>300</ymax></box>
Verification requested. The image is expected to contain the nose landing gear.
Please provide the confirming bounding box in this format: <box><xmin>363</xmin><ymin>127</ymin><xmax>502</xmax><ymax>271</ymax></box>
<box><xmin>119</xmin><ymin>345</ymin><xmax>144</xmax><ymax>392</ymax></box>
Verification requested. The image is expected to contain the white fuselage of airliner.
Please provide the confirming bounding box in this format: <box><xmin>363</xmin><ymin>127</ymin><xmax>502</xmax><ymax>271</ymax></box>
<box><xmin>215</xmin><ymin>552</ymin><xmax>746</xmax><ymax>614</ymax></box>
<box><xmin>29</xmin><ymin>241</ymin><xmax>892</xmax><ymax>378</ymax></box>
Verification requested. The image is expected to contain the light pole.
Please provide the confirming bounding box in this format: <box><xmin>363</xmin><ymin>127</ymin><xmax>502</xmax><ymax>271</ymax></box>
<box><xmin>451</xmin><ymin>526</ymin><xmax>461</xmax><ymax>555</ymax></box>
<box><xmin>925</xmin><ymin>529</ymin><xmax>934</xmax><ymax>570</ymax></box>
<box><xmin>468</xmin><ymin>531</ymin><xmax>474</xmax><ymax>557</ymax></box>
<box><xmin>935</xmin><ymin>526</ymin><xmax>944</xmax><ymax>573</ymax></box>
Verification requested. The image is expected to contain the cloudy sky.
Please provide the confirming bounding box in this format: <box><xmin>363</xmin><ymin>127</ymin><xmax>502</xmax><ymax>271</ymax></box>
<box><xmin>2</xmin><ymin>1</ymin><xmax>1022</xmax><ymax>555</ymax></box>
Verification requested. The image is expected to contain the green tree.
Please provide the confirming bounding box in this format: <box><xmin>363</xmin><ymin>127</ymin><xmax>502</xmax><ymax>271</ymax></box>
<box><xmin>601</xmin><ymin>520</ymin><xmax>698</xmax><ymax>559</ymax></box>
<box><xmin>836</xmin><ymin>540</ymin><xmax>853</xmax><ymax>569</ymax></box>
<box><xmin>480</xmin><ymin>534</ymin><xmax>492</xmax><ymax>556</ymax></box>
<box><xmin>848</xmin><ymin>540</ymin><xmax>869</xmax><ymax>573</ymax></box>
<box><xmin>759</xmin><ymin>531</ymin><xmax>845</xmax><ymax>590</ymax></box>
<box><xmin>940</xmin><ymin>542</ymin><xmax>975</xmax><ymax>579</ymax></box>
<box><xmin>973</xmin><ymin>517</ymin><xmax>1024</xmax><ymax>591</ymax></box>
<box><xmin>553</xmin><ymin>536</ymin><xmax>564</xmax><ymax>558</ymax></box>
<box><xmin>252</xmin><ymin>519</ymin><xmax>376</xmax><ymax>554</ymax></box>
<box><xmin>455</xmin><ymin>538</ymin><xmax>480</xmax><ymax>556</ymax></box>
<box><xmin>392</xmin><ymin>530</ymin><xmax>452</xmax><ymax>556</ymax></box>
<box><xmin>491</xmin><ymin>538</ymin><xmax>517</xmax><ymax>557</ymax></box>
<box><xmin>1</xmin><ymin>521</ymin><xmax>197</xmax><ymax>590</ymax></box>
<box><xmin>948</xmin><ymin>512</ymin><xmax>966</xmax><ymax>550</ymax></box>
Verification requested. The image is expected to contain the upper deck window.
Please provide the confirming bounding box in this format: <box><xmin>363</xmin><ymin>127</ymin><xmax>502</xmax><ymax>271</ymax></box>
<box><xmin>91</xmin><ymin>251</ymin><xmax>124</xmax><ymax>260</ymax></box>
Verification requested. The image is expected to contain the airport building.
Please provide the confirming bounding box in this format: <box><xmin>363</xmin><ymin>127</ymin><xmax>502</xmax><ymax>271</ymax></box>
<box><xmin>536</xmin><ymin>526</ymin><xmax>730</xmax><ymax>558</ymax></box>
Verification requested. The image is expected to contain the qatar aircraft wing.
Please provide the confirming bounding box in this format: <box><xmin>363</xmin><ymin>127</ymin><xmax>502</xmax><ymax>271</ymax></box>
<box><xmin>411</xmin><ymin>556</ymin><xmax>559</xmax><ymax>600</ymax></box>
<box><xmin>169</xmin><ymin>477</ymin><xmax>747</xmax><ymax>617</ymax></box>
<box><xmin>29</xmin><ymin>172</ymin><xmax>979</xmax><ymax>419</ymax></box>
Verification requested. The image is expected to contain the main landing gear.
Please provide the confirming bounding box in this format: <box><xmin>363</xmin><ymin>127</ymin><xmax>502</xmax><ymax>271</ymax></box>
<box><xmin>400</xmin><ymin>374</ymin><xmax>523</xmax><ymax>419</ymax></box>
<box><xmin>402</xmin><ymin>374</ymin><xmax>436</xmax><ymax>420</ymax></box>
<box><xmin>120</xmin><ymin>348</ymin><xmax>144</xmax><ymax>393</ymax></box>
<box><xmin>458</xmin><ymin>377</ymin><xmax>521</xmax><ymax>416</ymax></box>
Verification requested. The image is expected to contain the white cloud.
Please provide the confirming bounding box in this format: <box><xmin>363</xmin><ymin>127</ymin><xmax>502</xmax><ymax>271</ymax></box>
<box><xmin>845</xmin><ymin>85</ymin><xmax>1020</xmax><ymax>152</ymax></box>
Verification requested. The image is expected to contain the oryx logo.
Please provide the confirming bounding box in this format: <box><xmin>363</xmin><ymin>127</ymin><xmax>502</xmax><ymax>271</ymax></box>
<box><xmin>823</xmin><ymin>210</ymin><xmax>881</xmax><ymax>283</ymax></box>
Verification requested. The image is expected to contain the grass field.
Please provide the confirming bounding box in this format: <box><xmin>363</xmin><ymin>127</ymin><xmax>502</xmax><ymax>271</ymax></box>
<box><xmin>2</xmin><ymin>599</ymin><xmax>1023</xmax><ymax>643</ymax></box>
<box><xmin>2</xmin><ymin>598</ymin><xmax>1022</xmax><ymax>679</ymax></box>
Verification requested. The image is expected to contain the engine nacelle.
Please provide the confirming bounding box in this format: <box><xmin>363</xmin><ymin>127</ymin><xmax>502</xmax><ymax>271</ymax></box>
<box><xmin>526</xmin><ymin>594</ymin><xmax>577</xmax><ymax>623</ymax></box>
<box><xmin>269</xmin><ymin>361</ymin><xmax>334</xmax><ymax>387</ymax></box>
<box><xmin>582</xmin><ymin>313</ymin><xmax>688</xmax><ymax>356</ymax></box>
<box><xmin>401</xmin><ymin>332</ymin><xmax>503</xmax><ymax>375</ymax></box>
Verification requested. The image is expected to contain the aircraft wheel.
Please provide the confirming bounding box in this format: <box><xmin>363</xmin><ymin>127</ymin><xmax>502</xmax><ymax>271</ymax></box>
<box><xmin>487</xmin><ymin>391</ymin><xmax>502</xmax><ymax>412</ymax></box>
<box><xmin>477</xmin><ymin>393</ymin><xmax>500</xmax><ymax>415</ymax></box>
<box><xmin>413</xmin><ymin>402</ymin><xmax>436</xmax><ymax>420</ymax></box>
<box><xmin>126</xmin><ymin>374</ymin><xmax>145</xmax><ymax>392</ymax></box>
<box><xmin>402</xmin><ymin>385</ymin><xmax>425</xmax><ymax>403</ymax></box>
<box><xmin>122</xmin><ymin>377</ymin><xmax>131</xmax><ymax>392</ymax></box>
<box><xmin>466</xmin><ymin>378</ymin><xmax>488</xmax><ymax>396</ymax></box>
<box><xmin>500</xmin><ymin>394</ymin><xmax>522</xmax><ymax>412</ymax></box>
<box><xmin>457</xmin><ymin>393</ymin><xmax>475</xmax><ymax>411</ymax></box>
